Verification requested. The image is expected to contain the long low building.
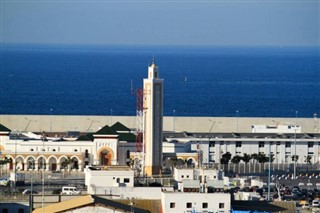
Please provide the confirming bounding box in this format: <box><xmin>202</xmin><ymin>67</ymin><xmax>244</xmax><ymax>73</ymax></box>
<box><xmin>0</xmin><ymin>121</ymin><xmax>319</xmax><ymax>173</ymax></box>
<box><xmin>0</xmin><ymin>115</ymin><xmax>319</xmax><ymax>133</ymax></box>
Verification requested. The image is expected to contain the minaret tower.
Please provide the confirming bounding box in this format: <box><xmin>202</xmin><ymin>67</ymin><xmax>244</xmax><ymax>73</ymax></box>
<box><xmin>143</xmin><ymin>61</ymin><xmax>163</xmax><ymax>176</ymax></box>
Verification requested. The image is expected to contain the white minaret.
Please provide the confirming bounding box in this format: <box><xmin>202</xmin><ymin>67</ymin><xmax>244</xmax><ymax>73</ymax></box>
<box><xmin>143</xmin><ymin>61</ymin><xmax>163</xmax><ymax>176</ymax></box>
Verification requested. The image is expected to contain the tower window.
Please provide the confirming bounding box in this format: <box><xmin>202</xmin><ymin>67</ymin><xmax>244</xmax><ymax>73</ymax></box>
<box><xmin>170</xmin><ymin>203</ymin><xmax>175</xmax><ymax>208</ymax></box>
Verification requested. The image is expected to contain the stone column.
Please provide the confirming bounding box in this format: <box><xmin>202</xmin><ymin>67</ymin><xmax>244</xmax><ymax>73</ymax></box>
<box><xmin>56</xmin><ymin>163</ymin><xmax>61</xmax><ymax>171</ymax></box>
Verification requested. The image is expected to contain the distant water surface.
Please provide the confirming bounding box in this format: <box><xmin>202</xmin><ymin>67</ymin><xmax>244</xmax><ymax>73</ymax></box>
<box><xmin>1</xmin><ymin>44</ymin><xmax>319</xmax><ymax>117</ymax></box>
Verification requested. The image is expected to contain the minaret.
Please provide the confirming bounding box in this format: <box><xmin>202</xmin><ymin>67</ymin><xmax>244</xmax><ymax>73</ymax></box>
<box><xmin>143</xmin><ymin>61</ymin><xmax>163</xmax><ymax>176</ymax></box>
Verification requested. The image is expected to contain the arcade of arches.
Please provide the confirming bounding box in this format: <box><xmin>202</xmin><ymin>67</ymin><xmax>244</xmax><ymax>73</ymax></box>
<box><xmin>2</xmin><ymin>154</ymin><xmax>83</xmax><ymax>172</ymax></box>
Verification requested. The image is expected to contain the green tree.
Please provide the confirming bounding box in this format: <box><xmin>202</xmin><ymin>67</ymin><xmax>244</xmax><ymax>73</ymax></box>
<box><xmin>241</xmin><ymin>153</ymin><xmax>251</xmax><ymax>164</ymax></box>
<box><xmin>0</xmin><ymin>157</ymin><xmax>11</xmax><ymax>165</ymax></box>
<box><xmin>241</xmin><ymin>153</ymin><xmax>252</xmax><ymax>173</ymax></box>
<box><xmin>231</xmin><ymin>155</ymin><xmax>242</xmax><ymax>173</ymax></box>
<box><xmin>252</xmin><ymin>153</ymin><xmax>268</xmax><ymax>172</ymax></box>
<box><xmin>305</xmin><ymin>155</ymin><xmax>312</xmax><ymax>164</ymax></box>
<box><xmin>305</xmin><ymin>155</ymin><xmax>312</xmax><ymax>172</ymax></box>
<box><xmin>61</xmin><ymin>157</ymin><xmax>73</xmax><ymax>170</ymax></box>
<box><xmin>291</xmin><ymin>155</ymin><xmax>299</xmax><ymax>162</ymax></box>
<box><xmin>220</xmin><ymin>152</ymin><xmax>232</xmax><ymax>171</ymax></box>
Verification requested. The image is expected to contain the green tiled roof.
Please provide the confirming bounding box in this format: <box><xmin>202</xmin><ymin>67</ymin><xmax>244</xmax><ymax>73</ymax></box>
<box><xmin>118</xmin><ymin>133</ymin><xmax>136</xmax><ymax>141</ymax></box>
<box><xmin>111</xmin><ymin>122</ymin><xmax>131</xmax><ymax>132</ymax></box>
<box><xmin>0</xmin><ymin>124</ymin><xmax>11</xmax><ymax>132</ymax></box>
<box><xmin>76</xmin><ymin>133</ymin><xmax>94</xmax><ymax>141</ymax></box>
<box><xmin>95</xmin><ymin>125</ymin><xmax>118</xmax><ymax>135</ymax></box>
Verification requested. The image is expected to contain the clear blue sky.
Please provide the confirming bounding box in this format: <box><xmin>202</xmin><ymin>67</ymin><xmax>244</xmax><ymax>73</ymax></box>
<box><xmin>1</xmin><ymin>1</ymin><xmax>319</xmax><ymax>46</ymax></box>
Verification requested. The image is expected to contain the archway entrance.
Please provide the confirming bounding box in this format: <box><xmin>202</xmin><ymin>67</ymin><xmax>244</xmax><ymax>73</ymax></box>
<box><xmin>99</xmin><ymin>149</ymin><xmax>113</xmax><ymax>166</ymax></box>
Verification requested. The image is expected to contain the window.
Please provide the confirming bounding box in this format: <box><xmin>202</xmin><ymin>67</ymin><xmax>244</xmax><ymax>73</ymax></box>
<box><xmin>219</xmin><ymin>203</ymin><xmax>225</xmax><ymax>208</ymax></box>
<box><xmin>181</xmin><ymin>175</ymin><xmax>184</xmax><ymax>178</ymax></box>
<box><xmin>170</xmin><ymin>203</ymin><xmax>175</xmax><ymax>208</ymax></box>
<box><xmin>124</xmin><ymin>178</ymin><xmax>130</xmax><ymax>183</ymax></box>
<box><xmin>186</xmin><ymin>175</ymin><xmax>189</xmax><ymax>178</ymax></box>
<box><xmin>202</xmin><ymin>203</ymin><xmax>208</xmax><ymax>208</ymax></box>
<box><xmin>210</xmin><ymin>142</ymin><xmax>215</xmax><ymax>147</ymax></box>
<box><xmin>276</xmin><ymin>142</ymin><xmax>280</xmax><ymax>145</ymax></box>
<box><xmin>126</xmin><ymin>150</ymin><xmax>130</xmax><ymax>158</ymax></box>
<box><xmin>285</xmin><ymin>142</ymin><xmax>291</xmax><ymax>148</ymax></box>
<box><xmin>116</xmin><ymin>178</ymin><xmax>120</xmax><ymax>183</ymax></box>
<box><xmin>85</xmin><ymin>149</ymin><xmax>89</xmax><ymax>158</ymax></box>
<box><xmin>220</xmin><ymin>142</ymin><xmax>224</xmax><ymax>145</ymax></box>
<box><xmin>74</xmin><ymin>149</ymin><xmax>78</xmax><ymax>152</ymax></box>
<box><xmin>186</xmin><ymin>203</ymin><xmax>192</xmax><ymax>208</ymax></box>
<box><xmin>308</xmin><ymin>142</ymin><xmax>314</xmax><ymax>148</ymax></box>
<box><xmin>30</xmin><ymin>148</ymin><xmax>34</xmax><ymax>151</ymax></box>
<box><xmin>52</xmin><ymin>149</ymin><xmax>56</xmax><ymax>152</ymax></box>
<box><xmin>259</xmin><ymin>142</ymin><xmax>264</xmax><ymax>148</ymax></box>
<box><xmin>236</xmin><ymin>142</ymin><xmax>242</xmax><ymax>147</ymax></box>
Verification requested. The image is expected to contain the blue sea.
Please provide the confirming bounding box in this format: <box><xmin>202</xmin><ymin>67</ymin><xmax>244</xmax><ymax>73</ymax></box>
<box><xmin>1</xmin><ymin>44</ymin><xmax>319</xmax><ymax>118</ymax></box>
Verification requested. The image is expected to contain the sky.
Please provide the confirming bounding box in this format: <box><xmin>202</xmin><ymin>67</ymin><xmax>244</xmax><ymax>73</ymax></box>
<box><xmin>0</xmin><ymin>0</ymin><xmax>319</xmax><ymax>47</ymax></box>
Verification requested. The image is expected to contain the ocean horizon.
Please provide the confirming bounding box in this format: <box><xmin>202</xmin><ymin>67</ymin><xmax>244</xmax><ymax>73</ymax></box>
<box><xmin>1</xmin><ymin>44</ymin><xmax>319</xmax><ymax>118</ymax></box>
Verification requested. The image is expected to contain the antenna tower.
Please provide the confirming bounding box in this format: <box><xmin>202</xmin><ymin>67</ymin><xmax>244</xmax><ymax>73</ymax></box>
<box><xmin>135</xmin><ymin>89</ymin><xmax>144</xmax><ymax>152</ymax></box>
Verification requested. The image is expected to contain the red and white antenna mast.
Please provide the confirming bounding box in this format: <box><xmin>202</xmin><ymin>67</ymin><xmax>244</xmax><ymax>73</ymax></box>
<box><xmin>135</xmin><ymin>88</ymin><xmax>144</xmax><ymax>152</ymax></box>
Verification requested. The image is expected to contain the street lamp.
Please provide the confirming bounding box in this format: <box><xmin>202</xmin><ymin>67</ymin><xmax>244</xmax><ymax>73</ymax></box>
<box><xmin>294</xmin><ymin>111</ymin><xmax>298</xmax><ymax>179</ymax></box>
<box><xmin>127</xmin><ymin>197</ymin><xmax>134</xmax><ymax>213</ymax></box>
<box><xmin>13</xmin><ymin>130</ymin><xmax>20</xmax><ymax>191</ymax></box>
<box><xmin>41</xmin><ymin>131</ymin><xmax>46</xmax><ymax>213</ymax></box>
<box><xmin>28</xmin><ymin>160</ymin><xmax>34</xmax><ymax>212</ymax></box>
<box><xmin>268</xmin><ymin>142</ymin><xmax>272</xmax><ymax>201</ymax></box>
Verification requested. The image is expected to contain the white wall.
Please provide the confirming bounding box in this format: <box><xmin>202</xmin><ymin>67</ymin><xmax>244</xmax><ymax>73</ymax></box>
<box><xmin>161</xmin><ymin>192</ymin><xmax>231</xmax><ymax>213</ymax></box>
<box><xmin>1</xmin><ymin>115</ymin><xmax>317</xmax><ymax>133</ymax></box>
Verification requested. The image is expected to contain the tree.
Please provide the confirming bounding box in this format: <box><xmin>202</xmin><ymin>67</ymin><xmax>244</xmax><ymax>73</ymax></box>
<box><xmin>291</xmin><ymin>155</ymin><xmax>299</xmax><ymax>162</ymax></box>
<box><xmin>0</xmin><ymin>157</ymin><xmax>11</xmax><ymax>165</ymax></box>
<box><xmin>240</xmin><ymin>153</ymin><xmax>251</xmax><ymax>173</ymax></box>
<box><xmin>305</xmin><ymin>155</ymin><xmax>312</xmax><ymax>172</ymax></box>
<box><xmin>61</xmin><ymin>157</ymin><xmax>73</xmax><ymax>171</ymax></box>
<box><xmin>231</xmin><ymin>155</ymin><xmax>242</xmax><ymax>173</ymax></box>
<box><xmin>252</xmin><ymin>153</ymin><xmax>268</xmax><ymax>172</ymax></box>
<box><xmin>220</xmin><ymin>152</ymin><xmax>232</xmax><ymax>171</ymax></box>
<box><xmin>305</xmin><ymin>155</ymin><xmax>312</xmax><ymax>164</ymax></box>
<box><xmin>241</xmin><ymin>153</ymin><xmax>251</xmax><ymax>164</ymax></box>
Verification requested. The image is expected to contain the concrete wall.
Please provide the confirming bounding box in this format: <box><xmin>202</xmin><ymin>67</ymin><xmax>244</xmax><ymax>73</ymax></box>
<box><xmin>0</xmin><ymin>115</ymin><xmax>318</xmax><ymax>133</ymax></box>
<box><xmin>161</xmin><ymin>192</ymin><xmax>231</xmax><ymax>213</ymax></box>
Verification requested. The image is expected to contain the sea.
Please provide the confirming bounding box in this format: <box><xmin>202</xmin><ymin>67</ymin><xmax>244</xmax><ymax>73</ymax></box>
<box><xmin>1</xmin><ymin>44</ymin><xmax>319</xmax><ymax>118</ymax></box>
